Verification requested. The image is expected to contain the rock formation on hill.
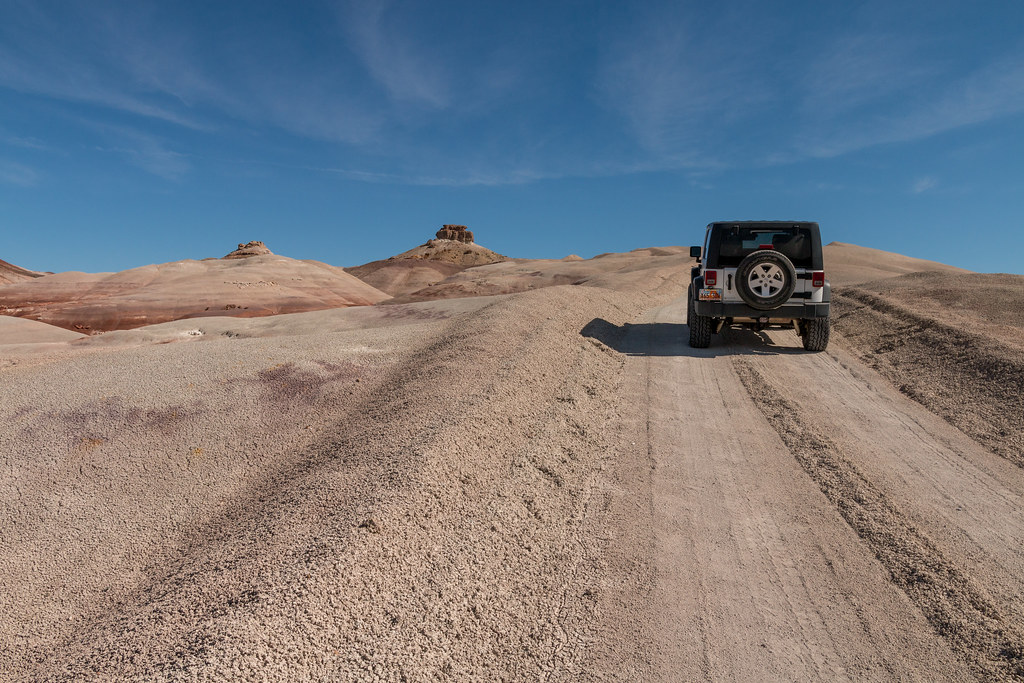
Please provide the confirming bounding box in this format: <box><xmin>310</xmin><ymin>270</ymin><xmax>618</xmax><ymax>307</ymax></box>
<box><xmin>224</xmin><ymin>241</ymin><xmax>273</xmax><ymax>259</ymax></box>
<box><xmin>436</xmin><ymin>225</ymin><xmax>474</xmax><ymax>243</ymax></box>
<box><xmin>401</xmin><ymin>225</ymin><xmax>502</xmax><ymax>266</ymax></box>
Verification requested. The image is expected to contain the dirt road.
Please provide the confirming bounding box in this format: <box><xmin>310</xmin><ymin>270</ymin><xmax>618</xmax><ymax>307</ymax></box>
<box><xmin>593</xmin><ymin>297</ymin><xmax>1024</xmax><ymax>680</ymax></box>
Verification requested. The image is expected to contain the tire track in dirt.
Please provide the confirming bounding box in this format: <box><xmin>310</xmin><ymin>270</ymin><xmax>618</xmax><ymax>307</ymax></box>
<box><xmin>748</xmin><ymin>337</ymin><xmax>1024</xmax><ymax>633</ymax></box>
<box><xmin>590</xmin><ymin>298</ymin><xmax>967</xmax><ymax>681</ymax></box>
<box><xmin>734</xmin><ymin>358</ymin><xmax>1024</xmax><ymax>681</ymax></box>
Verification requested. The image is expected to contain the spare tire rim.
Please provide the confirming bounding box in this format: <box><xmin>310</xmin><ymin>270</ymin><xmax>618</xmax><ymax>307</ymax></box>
<box><xmin>748</xmin><ymin>263</ymin><xmax>786</xmax><ymax>298</ymax></box>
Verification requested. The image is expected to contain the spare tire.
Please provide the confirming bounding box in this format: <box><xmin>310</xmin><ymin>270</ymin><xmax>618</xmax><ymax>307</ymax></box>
<box><xmin>736</xmin><ymin>250</ymin><xmax>796</xmax><ymax>310</ymax></box>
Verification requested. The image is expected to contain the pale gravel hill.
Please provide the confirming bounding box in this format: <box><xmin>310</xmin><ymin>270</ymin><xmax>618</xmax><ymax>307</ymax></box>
<box><xmin>386</xmin><ymin>247</ymin><xmax>694</xmax><ymax>304</ymax></box>
<box><xmin>382</xmin><ymin>241</ymin><xmax>968</xmax><ymax>304</ymax></box>
<box><xmin>0</xmin><ymin>316</ymin><xmax>84</xmax><ymax>345</ymax></box>
<box><xmin>346</xmin><ymin>239</ymin><xmax>506</xmax><ymax>297</ymax></box>
<box><xmin>345</xmin><ymin>259</ymin><xmax>465</xmax><ymax>297</ymax></box>
<box><xmin>823</xmin><ymin>241</ymin><xmax>970</xmax><ymax>285</ymax></box>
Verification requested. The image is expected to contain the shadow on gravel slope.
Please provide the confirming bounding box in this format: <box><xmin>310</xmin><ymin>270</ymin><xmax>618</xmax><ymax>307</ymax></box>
<box><xmin>581</xmin><ymin>318</ymin><xmax>807</xmax><ymax>357</ymax></box>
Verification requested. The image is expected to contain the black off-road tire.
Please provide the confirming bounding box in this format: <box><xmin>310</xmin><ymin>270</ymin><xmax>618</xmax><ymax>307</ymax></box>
<box><xmin>802</xmin><ymin>316</ymin><xmax>830</xmax><ymax>352</ymax></box>
<box><xmin>736</xmin><ymin>250</ymin><xmax>797</xmax><ymax>311</ymax></box>
<box><xmin>688</xmin><ymin>287</ymin><xmax>712</xmax><ymax>348</ymax></box>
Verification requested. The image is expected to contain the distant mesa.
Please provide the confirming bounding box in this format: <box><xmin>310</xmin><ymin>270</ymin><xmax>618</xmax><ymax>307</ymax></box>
<box><xmin>435</xmin><ymin>225</ymin><xmax>474</xmax><ymax>244</ymax></box>
<box><xmin>224</xmin><ymin>241</ymin><xmax>273</xmax><ymax>259</ymax></box>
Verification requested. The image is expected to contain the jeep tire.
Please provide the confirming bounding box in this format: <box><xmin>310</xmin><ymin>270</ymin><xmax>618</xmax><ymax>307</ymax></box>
<box><xmin>687</xmin><ymin>286</ymin><xmax>712</xmax><ymax>348</ymax></box>
<box><xmin>736</xmin><ymin>250</ymin><xmax>797</xmax><ymax>311</ymax></box>
<box><xmin>801</xmin><ymin>316</ymin><xmax>830</xmax><ymax>352</ymax></box>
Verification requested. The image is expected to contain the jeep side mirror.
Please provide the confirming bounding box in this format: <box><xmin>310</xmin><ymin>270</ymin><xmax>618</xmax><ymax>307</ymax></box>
<box><xmin>689</xmin><ymin>246</ymin><xmax>702</xmax><ymax>259</ymax></box>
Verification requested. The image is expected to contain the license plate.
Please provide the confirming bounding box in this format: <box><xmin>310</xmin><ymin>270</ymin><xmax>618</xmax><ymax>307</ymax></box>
<box><xmin>699</xmin><ymin>288</ymin><xmax>721</xmax><ymax>301</ymax></box>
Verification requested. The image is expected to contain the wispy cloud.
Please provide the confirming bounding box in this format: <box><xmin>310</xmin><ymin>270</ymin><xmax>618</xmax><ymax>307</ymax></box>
<box><xmin>219</xmin><ymin>158</ymin><xmax>570</xmax><ymax>188</ymax></box>
<box><xmin>113</xmin><ymin>144</ymin><xmax>189</xmax><ymax>180</ymax></box>
<box><xmin>88</xmin><ymin>125</ymin><xmax>190</xmax><ymax>180</ymax></box>
<box><xmin>0</xmin><ymin>51</ymin><xmax>208</xmax><ymax>130</ymax></box>
<box><xmin>1</xmin><ymin>134</ymin><xmax>54</xmax><ymax>152</ymax></box>
<box><xmin>245</xmin><ymin>73</ymin><xmax>382</xmax><ymax>145</ymax></box>
<box><xmin>0</xmin><ymin>2</ymin><xmax>388</xmax><ymax>149</ymax></box>
<box><xmin>338</xmin><ymin>1</ymin><xmax>450</xmax><ymax>109</ymax></box>
<box><xmin>799</xmin><ymin>34</ymin><xmax>936</xmax><ymax>117</ymax></box>
<box><xmin>912</xmin><ymin>176</ymin><xmax>937</xmax><ymax>193</ymax></box>
<box><xmin>596</xmin><ymin>6</ymin><xmax>774</xmax><ymax>163</ymax></box>
<box><xmin>0</xmin><ymin>4</ymin><xmax>211</xmax><ymax>130</ymax></box>
<box><xmin>3</xmin><ymin>1</ymin><xmax>1022</xmax><ymax>188</ymax></box>
<box><xmin>796</xmin><ymin>43</ymin><xmax>1024</xmax><ymax>158</ymax></box>
<box><xmin>596</xmin><ymin>5</ymin><xmax>1024</xmax><ymax>174</ymax></box>
<box><xmin>0</xmin><ymin>160</ymin><xmax>40</xmax><ymax>186</ymax></box>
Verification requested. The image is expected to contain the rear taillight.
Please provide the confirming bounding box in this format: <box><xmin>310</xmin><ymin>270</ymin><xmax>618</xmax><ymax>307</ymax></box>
<box><xmin>705</xmin><ymin>270</ymin><xmax>717</xmax><ymax>286</ymax></box>
<box><xmin>812</xmin><ymin>271</ymin><xmax>825</xmax><ymax>288</ymax></box>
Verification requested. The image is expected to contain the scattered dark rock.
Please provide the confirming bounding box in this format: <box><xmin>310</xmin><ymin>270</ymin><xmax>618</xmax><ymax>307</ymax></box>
<box><xmin>358</xmin><ymin>518</ymin><xmax>381</xmax><ymax>534</ymax></box>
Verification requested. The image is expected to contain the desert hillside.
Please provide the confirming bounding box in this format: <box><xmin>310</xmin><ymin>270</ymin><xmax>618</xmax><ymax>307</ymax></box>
<box><xmin>822</xmin><ymin>241</ymin><xmax>970</xmax><ymax>285</ymax></box>
<box><xmin>350</xmin><ymin>241</ymin><xmax>972</xmax><ymax>304</ymax></box>
<box><xmin>0</xmin><ymin>316</ymin><xmax>85</xmax><ymax>346</ymax></box>
<box><xmin>2</xmin><ymin>241</ymin><xmax>1023</xmax><ymax>681</ymax></box>
<box><xmin>345</xmin><ymin>259</ymin><xmax>465</xmax><ymax>297</ymax></box>
<box><xmin>345</xmin><ymin>226</ymin><xmax>506</xmax><ymax>296</ymax></box>
<box><xmin>0</xmin><ymin>258</ymin><xmax>45</xmax><ymax>285</ymax></box>
<box><xmin>0</xmin><ymin>248</ymin><xmax>389</xmax><ymax>333</ymax></box>
<box><xmin>378</xmin><ymin>247</ymin><xmax>693</xmax><ymax>304</ymax></box>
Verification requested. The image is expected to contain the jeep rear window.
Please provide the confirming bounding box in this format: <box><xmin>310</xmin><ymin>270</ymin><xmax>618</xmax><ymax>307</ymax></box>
<box><xmin>717</xmin><ymin>227</ymin><xmax>814</xmax><ymax>268</ymax></box>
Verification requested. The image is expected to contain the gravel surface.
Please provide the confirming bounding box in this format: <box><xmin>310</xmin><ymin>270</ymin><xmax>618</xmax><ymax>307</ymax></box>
<box><xmin>2</xmin><ymin>247</ymin><xmax>1022</xmax><ymax>681</ymax></box>
<box><xmin>1</xmin><ymin>260</ymin><xmax>682</xmax><ymax>679</ymax></box>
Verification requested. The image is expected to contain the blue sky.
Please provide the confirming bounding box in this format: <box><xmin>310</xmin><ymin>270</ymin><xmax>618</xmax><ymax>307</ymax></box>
<box><xmin>1</xmin><ymin>0</ymin><xmax>1023</xmax><ymax>274</ymax></box>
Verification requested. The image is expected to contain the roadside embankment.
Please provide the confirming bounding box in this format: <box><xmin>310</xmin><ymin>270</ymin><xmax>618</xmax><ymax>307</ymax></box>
<box><xmin>832</xmin><ymin>272</ymin><xmax>1024</xmax><ymax>468</ymax></box>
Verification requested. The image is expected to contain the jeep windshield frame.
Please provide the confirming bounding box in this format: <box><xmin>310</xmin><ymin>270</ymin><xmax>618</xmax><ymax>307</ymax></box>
<box><xmin>703</xmin><ymin>222</ymin><xmax>823</xmax><ymax>270</ymax></box>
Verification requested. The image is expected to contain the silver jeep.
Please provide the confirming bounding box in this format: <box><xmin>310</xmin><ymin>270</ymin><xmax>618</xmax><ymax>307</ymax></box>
<box><xmin>688</xmin><ymin>221</ymin><xmax>831</xmax><ymax>351</ymax></box>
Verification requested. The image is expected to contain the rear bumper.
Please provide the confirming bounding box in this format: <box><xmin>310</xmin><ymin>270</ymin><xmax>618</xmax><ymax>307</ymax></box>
<box><xmin>693</xmin><ymin>300</ymin><xmax>830</xmax><ymax>319</ymax></box>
